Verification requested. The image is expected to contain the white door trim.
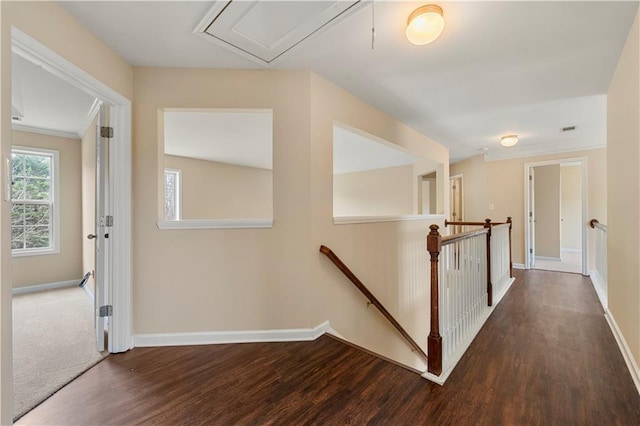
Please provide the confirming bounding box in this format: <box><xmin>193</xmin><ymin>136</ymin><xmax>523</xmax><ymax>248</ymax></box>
<box><xmin>12</xmin><ymin>28</ymin><xmax>133</xmax><ymax>352</ymax></box>
<box><xmin>524</xmin><ymin>157</ymin><xmax>588</xmax><ymax>275</ymax></box>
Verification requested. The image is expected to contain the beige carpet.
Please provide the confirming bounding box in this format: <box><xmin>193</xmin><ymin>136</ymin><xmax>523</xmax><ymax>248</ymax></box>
<box><xmin>13</xmin><ymin>286</ymin><xmax>107</xmax><ymax>420</ymax></box>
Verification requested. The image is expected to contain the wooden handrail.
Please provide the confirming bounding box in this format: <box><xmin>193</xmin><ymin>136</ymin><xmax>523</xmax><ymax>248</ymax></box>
<box><xmin>590</xmin><ymin>218</ymin><xmax>608</xmax><ymax>231</ymax></box>
<box><xmin>319</xmin><ymin>245</ymin><xmax>428</xmax><ymax>362</ymax></box>
<box><xmin>442</xmin><ymin>228</ymin><xmax>489</xmax><ymax>245</ymax></box>
<box><xmin>444</xmin><ymin>220</ymin><xmax>485</xmax><ymax>227</ymax></box>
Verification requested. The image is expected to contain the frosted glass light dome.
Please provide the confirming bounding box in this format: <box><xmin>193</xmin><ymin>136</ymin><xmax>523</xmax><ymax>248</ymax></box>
<box><xmin>406</xmin><ymin>5</ymin><xmax>445</xmax><ymax>46</ymax></box>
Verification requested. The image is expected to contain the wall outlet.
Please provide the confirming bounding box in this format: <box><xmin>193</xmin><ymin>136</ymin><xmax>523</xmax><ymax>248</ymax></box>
<box><xmin>488</xmin><ymin>203</ymin><xmax>494</xmax><ymax>211</ymax></box>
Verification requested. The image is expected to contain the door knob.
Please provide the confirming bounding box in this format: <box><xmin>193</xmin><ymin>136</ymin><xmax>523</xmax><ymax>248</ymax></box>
<box><xmin>87</xmin><ymin>234</ymin><xmax>97</xmax><ymax>240</ymax></box>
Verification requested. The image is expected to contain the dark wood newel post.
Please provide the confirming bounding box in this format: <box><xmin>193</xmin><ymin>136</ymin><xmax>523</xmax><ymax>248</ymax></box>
<box><xmin>427</xmin><ymin>225</ymin><xmax>442</xmax><ymax>376</ymax></box>
<box><xmin>507</xmin><ymin>216</ymin><xmax>513</xmax><ymax>278</ymax></box>
<box><xmin>484</xmin><ymin>219</ymin><xmax>493</xmax><ymax>306</ymax></box>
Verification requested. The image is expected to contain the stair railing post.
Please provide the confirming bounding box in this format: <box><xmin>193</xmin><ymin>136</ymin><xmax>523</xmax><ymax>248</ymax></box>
<box><xmin>484</xmin><ymin>218</ymin><xmax>493</xmax><ymax>306</ymax></box>
<box><xmin>427</xmin><ymin>224</ymin><xmax>442</xmax><ymax>376</ymax></box>
<box><xmin>507</xmin><ymin>216</ymin><xmax>513</xmax><ymax>278</ymax></box>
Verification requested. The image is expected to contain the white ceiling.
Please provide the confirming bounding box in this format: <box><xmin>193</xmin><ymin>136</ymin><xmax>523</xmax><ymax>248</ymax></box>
<box><xmin>163</xmin><ymin>110</ymin><xmax>273</xmax><ymax>170</ymax></box>
<box><xmin>37</xmin><ymin>1</ymin><xmax>639</xmax><ymax>162</ymax></box>
<box><xmin>333</xmin><ymin>125</ymin><xmax>419</xmax><ymax>175</ymax></box>
<box><xmin>11</xmin><ymin>52</ymin><xmax>98</xmax><ymax>138</ymax></box>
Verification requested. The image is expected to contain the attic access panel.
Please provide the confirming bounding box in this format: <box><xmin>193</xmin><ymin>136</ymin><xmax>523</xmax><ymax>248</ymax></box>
<box><xmin>195</xmin><ymin>0</ymin><xmax>362</xmax><ymax>67</ymax></box>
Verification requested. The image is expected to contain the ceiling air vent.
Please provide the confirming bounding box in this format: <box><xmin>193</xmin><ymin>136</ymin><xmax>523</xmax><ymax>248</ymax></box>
<box><xmin>562</xmin><ymin>125</ymin><xmax>576</xmax><ymax>132</ymax></box>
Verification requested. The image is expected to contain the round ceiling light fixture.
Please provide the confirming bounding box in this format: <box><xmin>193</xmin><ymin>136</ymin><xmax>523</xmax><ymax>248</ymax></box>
<box><xmin>500</xmin><ymin>134</ymin><xmax>519</xmax><ymax>147</ymax></box>
<box><xmin>406</xmin><ymin>4</ymin><xmax>445</xmax><ymax>46</ymax></box>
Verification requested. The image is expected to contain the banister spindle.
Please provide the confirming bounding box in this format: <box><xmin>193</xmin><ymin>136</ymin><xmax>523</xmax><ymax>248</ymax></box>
<box><xmin>484</xmin><ymin>219</ymin><xmax>493</xmax><ymax>306</ymax></box>
<box><xmin>427</xmin><ymin>224</ymin><xmax>442</xmax><ymax>375</ymax></box>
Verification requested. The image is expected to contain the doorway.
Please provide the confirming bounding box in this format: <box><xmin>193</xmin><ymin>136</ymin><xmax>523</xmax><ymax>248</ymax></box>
<box><xmin>524</xmin><ymin>158</ymin><xmax>587</xmax><ymax>274</ymax></box>
<box><xmin>9</xmin><ymin>28</ymin><xmax>132</xmax><ymax>419</ymax></box>
<box><xmin>449</xmin><ymin>174</ymin><xmax>463</xmax><ymax>233</ymax></box>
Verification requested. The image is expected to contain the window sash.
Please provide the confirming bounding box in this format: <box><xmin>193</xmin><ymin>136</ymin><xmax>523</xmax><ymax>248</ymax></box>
<box><xmin>164</xmin><ymin>169</ymin><xmax>181</xmax><ymax>221</ymax></box>
<box><xmin>11</xmin><ymin>147</ymin><xmax>58</xmax><ymax>256</ymax></box>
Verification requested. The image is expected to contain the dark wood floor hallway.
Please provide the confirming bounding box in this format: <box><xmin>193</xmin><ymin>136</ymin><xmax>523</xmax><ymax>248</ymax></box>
<box><xmin>17</xmin><ymin>270</ymin><xmax>640</xmax><ymax>425</ymax></box>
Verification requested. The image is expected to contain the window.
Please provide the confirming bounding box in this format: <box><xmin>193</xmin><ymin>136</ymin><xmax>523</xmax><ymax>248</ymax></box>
<box><xmin>11</xmin><ymin>147</ymin><xmax>59</xmax><ymax>256</ymax></box>
<box><xmin>164</xmin><ymin>168</ymin><xmax>181</xmax><ymax>221</ymax></box>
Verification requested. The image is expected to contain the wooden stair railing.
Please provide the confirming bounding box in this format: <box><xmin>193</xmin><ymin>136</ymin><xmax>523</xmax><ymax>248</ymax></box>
<box><xmin>446</xmin><ymin>217</ymin><xmax>513</xmax><ymax>278</ymax></box>
<box><xmin>428</xmin><ymin>217</ymin><xmax>514</xmax><ymax>376</ymax></box>
<box><xmin>319</xmin><ymin>245</ymin><xmax>428</xmax><ymax>362</ymax></box>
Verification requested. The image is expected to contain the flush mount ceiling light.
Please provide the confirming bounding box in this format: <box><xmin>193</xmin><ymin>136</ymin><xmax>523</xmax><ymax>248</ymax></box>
<box><xmin>500</xmin><ymin>135</ymin><xmax>519</xmax><ymax>147</ymax></box>
<box><xmin>405</xmin><ymin>4</ymin><xmax>445</xmax><ymax>45</ymax></box>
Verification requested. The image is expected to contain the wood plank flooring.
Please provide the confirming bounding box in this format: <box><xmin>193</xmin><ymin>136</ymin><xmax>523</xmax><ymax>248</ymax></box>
<box><xmin>17</xmin><ymin>270</ymin><xmax>640</xmax><ymax>425</ymax></box>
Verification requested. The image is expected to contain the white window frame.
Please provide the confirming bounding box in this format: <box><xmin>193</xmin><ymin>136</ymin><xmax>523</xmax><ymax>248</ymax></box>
<box><xmin>11</xmin><ymin>146</ymin><xmax>60</xmax><ymax>257</ymax></box>
<box><xmin>164</xmin><ymin>168</ymin><xmax>182</xmax><ymax>221</ymax></box>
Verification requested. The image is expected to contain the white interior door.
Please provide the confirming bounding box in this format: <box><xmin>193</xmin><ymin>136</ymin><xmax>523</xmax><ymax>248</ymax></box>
<box><xmin>93</xmin><ymin>105</ymin><xmax>112</xmax><ymax>352</ymax></box>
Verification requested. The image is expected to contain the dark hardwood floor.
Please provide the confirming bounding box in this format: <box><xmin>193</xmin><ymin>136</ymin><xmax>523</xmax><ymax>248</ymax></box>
<box><xmin>17</xmin><ymin>270</ymin><xmax>640</xmax><ymax>425</ymax></box>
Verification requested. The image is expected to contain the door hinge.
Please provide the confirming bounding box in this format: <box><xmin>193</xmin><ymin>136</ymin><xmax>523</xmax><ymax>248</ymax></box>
<box><xmin>529</xmin><ymin>175</ymin><xmax>532</xmax><ymax>181</ymax></box>
<box><xmin>99</xmin><ymin>305</ymin><xmax>113</xmax><ymax>317</ymax></box>
<box><xmin>100</xmin><ymin>215</ymin><xmax>114</xmax><ymax>227</ymax></box>
<box><xmin>529</xmin><ymin>211</ymin><xmax>532</xmax><ymax>218</ymax></box>
<box><xmin>100</xmin><ymin>126</ymin><xmax>114</xmax><ymax>138</ymax></box>
<box><xmin>529</xmin><ymin>248</ymin><xmax>533</xmax><ymax>254</ymax></box>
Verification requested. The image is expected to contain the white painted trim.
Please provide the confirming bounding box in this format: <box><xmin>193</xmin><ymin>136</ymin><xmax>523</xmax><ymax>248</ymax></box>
<box><xmin>134</xmin><ymin>321</ymin><xmax>331</xmax><ymax>347</ymax></box>
<box><xmin>11</xmin><ymin>122</ymin><xmax>79</xmax><ymax>139</ymax></box>
<box><xmin>604</xmin><ymin>310</ymin><xmax>640</xmax><ymax>396</ymax></box>
<box><xmin>561</xmin><ymin>248</ymin><xmax>582</xmax><ymax>253</ymax></box>
<box><xmin>589</xmin><ymin>271</ymin><xmax>608</xmax><ymax>310</ymax></box>
<box><xmin>513</xmin><ymin>263</ymin><xmax>525</xmax><ymax>270</ymax></box>
<box><xmin>157</xmin><ymin>218</ymin><xmax>273</xmax><ymax>230</ymax></box>
<box><xmin>109</xmin><ymin>104</ymin><xmax>133</xmax><ymax>353</ymax></box>
<box><xmin>485</xmin><ymin>143</ymin><xmax>605</xmax><ymax>162</ymax></box>
<box><xmin>11</xmin><ymin>28</ymin><xmax>133</xmax><ymax>354</ymax></box>
<box><xmin>10</xmin><ymin>146</ymin><xmax>60</xmax><ymax>257</ymax></box>
<box><xmin>12</xmin><ymin>279</ymin><xmax>80</xmax><ymax>295</ymax></box>
<box><xmin>423</xmin><ymin>276</ymin><xmax>516</xmax><ymax>385</ymax></box>
<box><xmin>334</xmin><ymin>214</ymin><xmax>444</xmax><ymax>225</ymax></box>
<box><xmin>535</xmin><ymin>256</ymin><xmax>562</xmax><ymax>262</ymax></box>
<box><xmin>11</xmin><ymin>28</ymin><xmax>128</xmax><ymax>106</ymax></box>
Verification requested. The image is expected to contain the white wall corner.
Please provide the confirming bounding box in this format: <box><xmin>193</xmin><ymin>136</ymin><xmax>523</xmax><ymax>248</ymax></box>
<box><xmin>134</xmin><ymin>321</ymin><xmax>332</xmax><ymax>348</ymax></box>
<box><xmin>604</xmin><ymin>309</ymin><xmax>640</xmax><ymax>396</ymax></box>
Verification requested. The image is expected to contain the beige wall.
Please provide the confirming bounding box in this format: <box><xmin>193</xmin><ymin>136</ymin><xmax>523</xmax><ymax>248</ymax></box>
<box><xmin>164</xmin><ymin>155</ymin><xmax>272</xmax><ymax>219</ymax></box>
<box><xmin>136</xmin><ymin>68</ymin><xmax>314</xmax><ymax>334</ymax></box>
<box><xmin>534</xmin><ymin>165</ymin><xmax>561</xmax><ymax>258</ymax></box>
<box><xmin>1</xmin><ymin>2</ymin><xmax>133</xmax><ymax>421</ymax></box>
<box><xmin>309</xmin><ymin>73</ymin><xmax>449</xmax><ymax>371</ymax></box>
<box><xmin>451</xmin><ymin>148</ymin><xmax>606</xmax><ymax>269</ymax></box>
<box><xmin>136</xmin><ymin>69</ymin><xmax>449</xmax><ymax>375</ymax></box>
<box><xmin>450</xmin><ymin>154</ymin><xmax>488</xmax><ymax>223</ymax></box>
<box><xmin>561</xmin><ymin>165</ymin><xmax>582</xmax><ymax>250</ymax></box>
<box><xmin>607</xmin><ymin>9</ymin><xmax>640</xmax><ymax>367</ymax></box>
<box><xmin>82</xmin><ymin>116</ymin><xmax>97</xmax><ymax>294</ymax></box>
<box><xmin>11</xmin><ymin>131</ymin><xmax>83</xmax><ymax>287</ymax></box>
<box><xmin>333</xmin><ymin>165</ymin><xmax>413</xmax><ymax>216</ymax></box>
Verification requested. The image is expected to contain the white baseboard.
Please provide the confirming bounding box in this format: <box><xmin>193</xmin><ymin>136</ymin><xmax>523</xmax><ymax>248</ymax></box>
<box><xmin>604</xmin><ymin>309</ymin><xmax>640</xmax><ymax>396</ymax></box>
<box><xmin>134</xmin><ymin>321</ymin><xmax>331</xmax><ymax>347</ymax></box>
<box><xmin>423</xmin><ymin>276</ymin><xmax>516</xmax><ymax>385</ymax></box>
<box><xmin>588</xmin><ymin>271</ymin><xmax>607</xmax><ymax>310</ymax></box>
<box><xmin>561</xmin><ymin>248</ymin><xmax>582</xmax><ymax>253</ymax></box>
<box><xmin>535</xmin><ymin>256</ymin><xmax>562</xmax><ymax>262</ymax></box>
<box><xmin>12</xmin><ymin>279</ymin><xmax>80</xmax><ymax>295</ymax></box>
<box><xmin>513</xmin><ymin>263</ymin><xmax>525</xmax><ymax>270</ymax></box>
